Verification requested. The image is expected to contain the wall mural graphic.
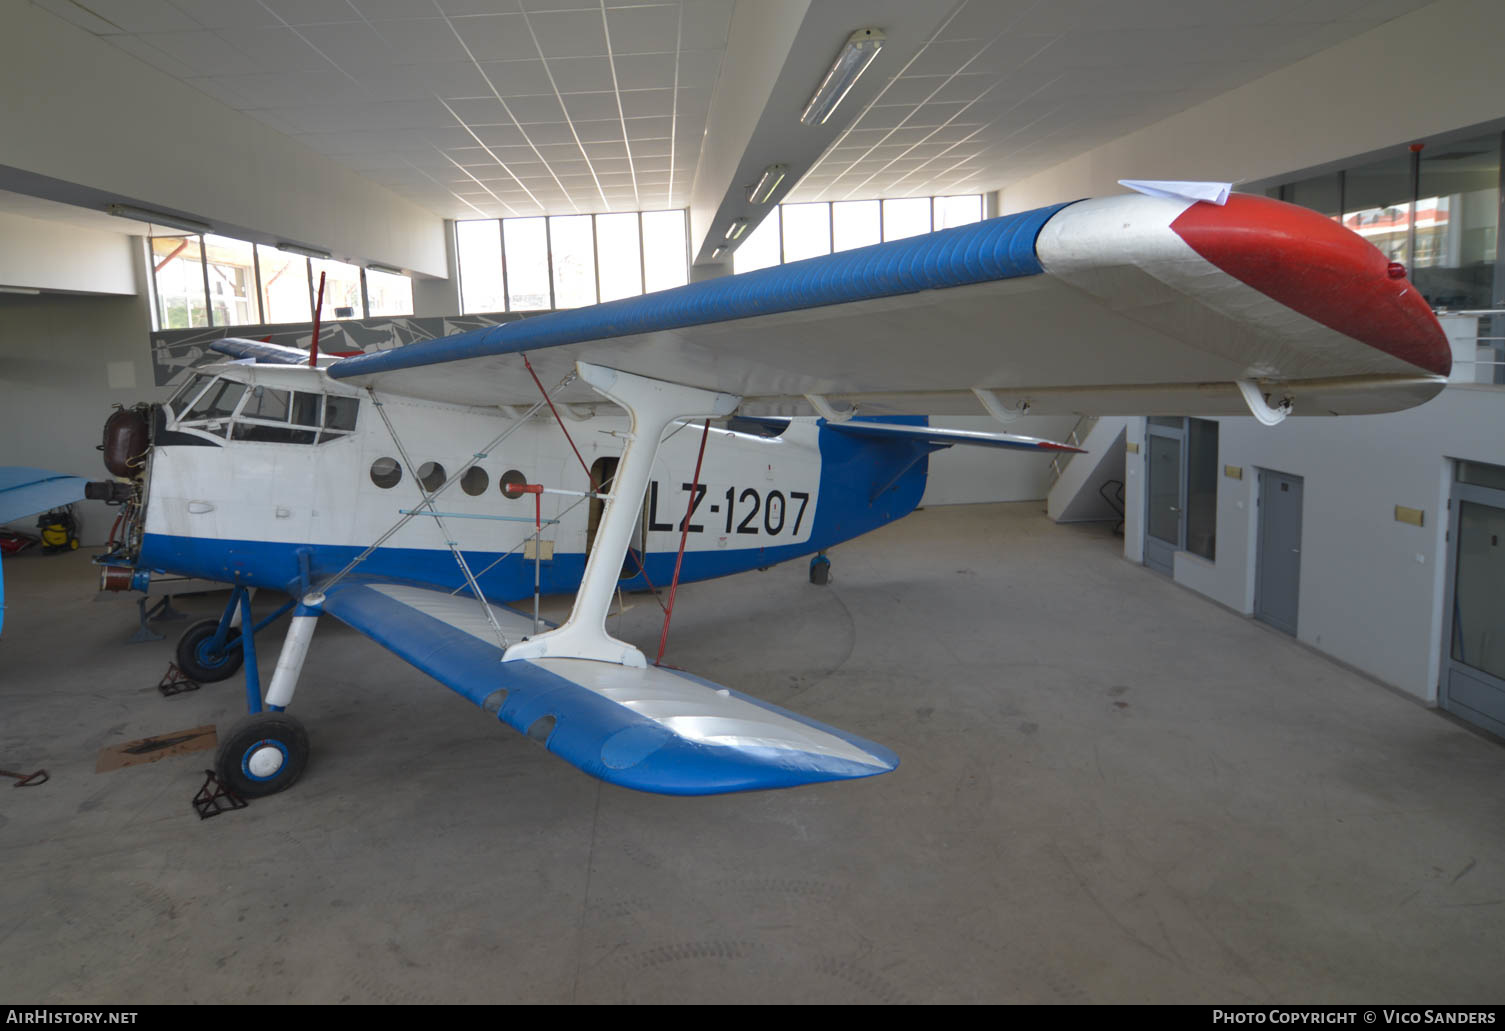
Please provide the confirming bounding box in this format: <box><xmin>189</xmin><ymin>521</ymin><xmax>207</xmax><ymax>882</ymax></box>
<box><xmin>149</xmin><ymin>311</ymin><xmax>533</xmax><ymax>387</ymax></box>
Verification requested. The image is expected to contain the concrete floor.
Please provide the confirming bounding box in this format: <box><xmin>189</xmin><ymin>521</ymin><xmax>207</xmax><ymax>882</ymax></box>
<box><xmin>2</xmin><ymin>502</ymin><xmax>1503</xmax><ymax>1004</ymax></box>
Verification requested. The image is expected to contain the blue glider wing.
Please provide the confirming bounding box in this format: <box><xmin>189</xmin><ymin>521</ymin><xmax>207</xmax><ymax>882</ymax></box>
<box><xmin>0</xmin><ymin>467</ymin><xmax>88</xmax><ymax>525</ymax></box>
<box><xmin>210</xmin><ymin>337</ymin><xmax>315</xmax><ymax>365</ymax></box>
<box><xmin>0</xmin><ymin>467</ymin><xmax>89</xmax><ymax>636</ymax></box>
<box><xmin>320</xmin><ymin>581</ymin><xmax>897</xmax><ymax>795</ymax></box>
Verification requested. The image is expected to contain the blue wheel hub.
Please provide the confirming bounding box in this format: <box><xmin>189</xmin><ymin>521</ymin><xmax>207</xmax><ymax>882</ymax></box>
<box><xmin>241</xmin><ymin>738</ymin><xmax>290</xmax><ymax>782</ymax></box>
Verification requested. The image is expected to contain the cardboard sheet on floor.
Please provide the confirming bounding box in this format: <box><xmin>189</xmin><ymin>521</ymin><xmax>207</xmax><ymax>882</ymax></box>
<box><xmin>96</xmin><ymin>725</ymin><xmax>217</xmax><ymax>772</ymax></box>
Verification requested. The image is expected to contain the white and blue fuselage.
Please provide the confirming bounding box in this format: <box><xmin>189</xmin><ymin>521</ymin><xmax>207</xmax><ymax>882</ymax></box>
<box><xmin>131</xmin><ymin>361</ymin><xmax>932</xmax><ymax>601</ymax></box>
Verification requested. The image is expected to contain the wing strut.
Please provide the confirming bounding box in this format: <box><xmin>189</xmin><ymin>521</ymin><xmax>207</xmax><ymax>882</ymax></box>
<box><xmin>503</xmin><ymin>363</ymin><xmax>739</xmax><ymax>667</ymax></box>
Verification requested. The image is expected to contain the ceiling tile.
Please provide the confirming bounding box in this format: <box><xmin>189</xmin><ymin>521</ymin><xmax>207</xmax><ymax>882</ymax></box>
<box><xmin>474</xmin><ymin>59</ymin><xmax>556</xmax><ymax>95</ymax></box>
<box><xmin>447</xmin><ymin>97</ymin><xmax>515</xmax><ymax>126</ymax></box>
<box><xmin>506</xmin><ymin>94</ymin><xmax>567</xmax><ymax>123</ymax></box>
<box><xmin>605</xmin><ymin>4</ymin><xmax>680</xmax><ymax>54</ymax></box>
<box><xmin>296</xmin><ymin>22</ymin><xmax>398</xmax><ymax>72</ymax></box>
<box><xmin>612</xmin><ymin>52</ymin><xmax>676</xmax><ymax>90</ymax></box>
<box><xmin>413</xmin><ymin>61</ymin><xmax>495</xmax><ymax>98</ymax></box>
<box><xmin>368</xmin><ymin>18</ymin><xmax>471</xmax><ymax>64</ymax></box>
<box><xmin>133</xmin><ymin>30</ymin><xmax>263</xmax><ymax>75</ymax></box>
<box><xmin>562</xmin><ymin>92</ymin><xmax>622</xmax><ymax>121</ymax></box>
<box><xmin>547</xmin><ymin>56</ymin><xmax>617</xmax><ymax>92</ymax></box>
<box><xmin>474</xmin><ymin>125</ymin><xmax>530</xmax><ymax>148</ymax></box>
<box><xmin>619</xmin><ymin>88</ymin><xmax>673</xmax><ymax>118</ymax></box>
<box><xmin>527</xmin><ymin>9</ymin><xmax>609</xmax><ymax>57</ymax></box>
<box><xmin>575</xmin><ymin>119</ymin><xmax>625</xmax><ymax>144</ymax></box>
<box><xmin>524</xmin><ymin>123</ymin><xmax>578</xmax><ymax>145</ymax></box>
<box><xmin>260</xmin><ymin>0</ymin><xmax>362</xmax><ymax>25</ymax></box>
<box><xmin>71</xmin><ymin>0</ymin><xmax>199</xmax><ymax>32</ymax></box>
<box><xmin>451</xmin><ymin>13</ymin><xmax>543</xmax><ymax>61</ymax></box>
<box><xmin>624</xmin><ymin>115</ymin><xmax>671</xmax><ymax>140</ymax></box>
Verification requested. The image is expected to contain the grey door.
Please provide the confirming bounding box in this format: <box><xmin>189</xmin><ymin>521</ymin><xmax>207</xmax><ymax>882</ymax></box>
<box><xmin>1441</xmin><ymin>485</ymin><xmax>1505</xmax><ymax>737</ymax></box>
<box><xmin>1255</xmin><ymin>470</ymin><xmax>1303</xmax><ymax>635</ymax></box>
<box><xmin>1144</xmin><ymin>421</ymin><xmax>1185</xmax><ymax>576</ymax></box>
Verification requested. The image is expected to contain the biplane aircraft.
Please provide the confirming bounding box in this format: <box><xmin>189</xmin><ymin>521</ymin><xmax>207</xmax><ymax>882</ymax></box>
<box><xmin>74</xmin><ymin>187</ymin><xmax>1448</xmax><ymax>800</ymax></box>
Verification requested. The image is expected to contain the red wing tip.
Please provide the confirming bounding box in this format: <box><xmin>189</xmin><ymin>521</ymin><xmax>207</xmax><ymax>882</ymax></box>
<box><xmin>1171</xmin><ymin>194</ymin><xmax>1452</xmax><ymax>378</ymax></box>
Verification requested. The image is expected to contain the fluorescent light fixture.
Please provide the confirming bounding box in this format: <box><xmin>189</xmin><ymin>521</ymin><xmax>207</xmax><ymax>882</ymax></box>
<box><xmin>724</xmin><ymin>218</ymin><xmax>750</xmax><ymax>242</ymax></box>
<box><xmin>800</xmin><ymin>28</ymin><xmax>885</xmax><ymax>126</ymax></box>
<box><xmin>277</xmin><ymin>242</ymin><xmax>333</xmax><ymax>260</ymax></box>
<box><xmin>107</xmin><ymin>203</ymin><xmax>211</xmax><ymax>235</ymax></box>
<box><xmin>712</xmin><ymin>246</ymin><xmax>727</xmax><ymax>260</ymax></box>
<box><xmin>0</xmin><ymin>286</ymin><xmax>41</xmax><ymax>295</ymax></box>
<box><xmin>366</xmin><ymin>263</ymin><xmax>404</xmax><ymax>277</ymax></box>
<box><xmin>749</xmin><ymin>164</ymin><xmax>789</xmax><ymax>204</ymax></box>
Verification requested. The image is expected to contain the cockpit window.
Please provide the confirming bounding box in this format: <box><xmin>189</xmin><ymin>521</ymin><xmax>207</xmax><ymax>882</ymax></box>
<box><xmin>178</xmin><ymin>379</ymin><xmax>245</xmax><ymax>437</ymax></box>
<box><xmin>172</xmin><ymin>377</ymin><xmax>358</xmax><ymax>446</ymax></box>
<box><xmin>232</xmin><ymin>387</ymin><xmax>315</xmax><ymax>444</ymax></box>
<box><xmin>324</xmin><ymin>396</ymin><xmax>358</xmax><ymax>434</ymax></box>
<box><xmin>167</xmin><ymin>374</ymin><xmax>212</xmax><ymax>417</ymax></box>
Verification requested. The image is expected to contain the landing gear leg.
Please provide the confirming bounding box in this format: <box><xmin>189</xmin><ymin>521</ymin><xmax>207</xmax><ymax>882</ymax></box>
<box><xmin>809</xmin><ymin>551</ymin><xmax>831</xmax><ymax>586</ymax></box>
<box><xmin>214</xmin><ymin>595</ymin><xmax>321</xmax><ymax>797</ymax></box>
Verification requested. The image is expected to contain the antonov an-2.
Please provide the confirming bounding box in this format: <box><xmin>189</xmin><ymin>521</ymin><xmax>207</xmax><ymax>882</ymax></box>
<box><xmin>44</xmin><ymin>189</ymin><xmax>1462</xmax><ymax>799</ymax></box>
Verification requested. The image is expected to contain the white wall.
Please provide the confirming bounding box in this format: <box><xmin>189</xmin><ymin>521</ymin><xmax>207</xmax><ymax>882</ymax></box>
<box><xmin>0</xmin><ymin>211</ymin><xmax>137</xmax><ymax>295</ymax></box>
<box><xmin>1123</xmin><ymin>381</ymin><xmax>1505</xmax><ymax>703</ymax></box>
<box><xmin>1001</xmin><ymin>0</ymin><xmax>1505</xmax><ymax>213</ymax></box>
<box><xmin>1</xmin><ymin>0</ymin><xmax>446</xmax><ymax>277</ymax></box>
<box><xmin>0</xmin><ymin>249</ymin><xmax>161</xmax><ymax>545</ymax></box>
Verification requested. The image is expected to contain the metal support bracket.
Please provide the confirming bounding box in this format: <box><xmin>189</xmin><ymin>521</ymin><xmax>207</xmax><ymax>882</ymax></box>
<box><xmin>972</xmin><ymin>388</ymin><xmax>1029</xmax><ymax>425</ymax></box>
<box><xmin>1235</xmin><ymin>380</ymin><xmax>1293</xmax><ymax>426</ymax></box>
<box><xmin>805</xmin><ymin>393</ymin><xmax>856</xmax><ymax>423</ymax></box>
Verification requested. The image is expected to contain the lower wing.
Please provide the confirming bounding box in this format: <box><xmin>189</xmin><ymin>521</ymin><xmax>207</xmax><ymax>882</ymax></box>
<box><xmin>320</xmin><ymin>580</ymin><xmax>897</xmax><ymax>795</ymax></box>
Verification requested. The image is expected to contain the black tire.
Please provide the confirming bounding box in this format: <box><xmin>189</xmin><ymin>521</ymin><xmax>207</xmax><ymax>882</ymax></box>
<box><xmin>810</xmin><ymin>560</ymin><xmax>830</xmax><ymax>586</ymax></box>
<box><xmin>215</xmin><ymin>713</ymin><xmax>310</xmax><ymax>798</ymax></box>
<box><xmin>176</xmin><ymin>618</ymin><xmax>244</xmax><ymax>683</ymax></box>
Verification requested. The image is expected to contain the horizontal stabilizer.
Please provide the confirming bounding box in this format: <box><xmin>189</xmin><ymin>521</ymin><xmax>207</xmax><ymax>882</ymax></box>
<box><xmin>827</xmin><ymin>420</ymin><xmax>1084</xmax><ymax>453</ymax></box>
<box><xmin>321</xmin><ymin>581</ymin><xmax>896</xmax><ymax>795</ymax></box>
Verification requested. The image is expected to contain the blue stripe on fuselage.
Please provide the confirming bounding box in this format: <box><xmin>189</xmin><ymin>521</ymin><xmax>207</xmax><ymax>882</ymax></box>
<box><xmin>137</xmin><ymin>418</ymin><xmax>933</xmax><ymax>599</ymax></box>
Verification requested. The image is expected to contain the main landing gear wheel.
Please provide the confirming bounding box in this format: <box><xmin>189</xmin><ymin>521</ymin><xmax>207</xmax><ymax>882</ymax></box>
<box><xmin>215</xmin><ymin>713</ymin><xmax>310</xmax><ymax>798</ymax></box>
<box><xmin>175</xmin><ymin>619</ymin><xmax>244</xmax><ymax>683</ymax></box>
<box><xmin>809</xmin><ymin>553</ymin><xmax>831</xmax><ymax>585</ymax></box>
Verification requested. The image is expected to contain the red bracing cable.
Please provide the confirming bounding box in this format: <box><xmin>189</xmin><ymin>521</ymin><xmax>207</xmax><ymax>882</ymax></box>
<box><xmin>655</xmin><ymin>419</ymin><xmax>710</xmax><ymax>666</ymax></box>
<box><xmin>522</xmin><ymin>354</ymin><xmax>590</xmax><ymax>483</ymax></box>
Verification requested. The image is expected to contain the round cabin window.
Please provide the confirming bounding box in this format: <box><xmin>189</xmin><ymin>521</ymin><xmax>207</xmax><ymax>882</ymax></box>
<box><xmin>417</xmin><ymin>462</ymin><xmax>445</xmax><ymax>493</ymax></box>
<box><xmin>370</xmin><ymin>457</ymin><xmax>402</xmax><ymax>489</ymax></box>
<box><xmin>499</xmin><ymin>469</ymin><xmax>527</xmax><ymax>499</ymax></box>
<box><xmin>460</xmin><ymin>467</ymin><xmax>489</xmax><ymax>496</ymax></box>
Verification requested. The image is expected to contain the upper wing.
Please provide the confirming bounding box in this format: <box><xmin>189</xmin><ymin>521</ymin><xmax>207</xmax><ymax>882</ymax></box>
<box><xmin>327</xmin><ymin>193</ymin><xmax>1451</xmax><ymax>418</ymax></box>
<box><xmin>320</xmin><ymin>580</ymin><xmax>897</xmax><ymax>795</ymax></box>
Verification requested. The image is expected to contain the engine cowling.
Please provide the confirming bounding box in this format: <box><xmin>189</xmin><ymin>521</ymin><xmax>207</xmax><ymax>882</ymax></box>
<box><xmin>100</xmin><ymin>404</ymin><xmax>151</xmax><ymax>478</ymax></box>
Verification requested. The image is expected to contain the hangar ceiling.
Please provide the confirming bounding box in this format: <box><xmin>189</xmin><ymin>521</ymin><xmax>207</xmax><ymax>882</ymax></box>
<box><xmin>26</xmin><ymin>0</ymin><xmax>1435</xmax><ymax>263</ymax></box>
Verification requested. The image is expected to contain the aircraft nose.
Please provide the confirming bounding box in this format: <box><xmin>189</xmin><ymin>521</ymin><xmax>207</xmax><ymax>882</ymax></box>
<box><xmin>1170</xmin><ymin>194</ymin><xmax>1452</xmax><ymax>378</ymax></box>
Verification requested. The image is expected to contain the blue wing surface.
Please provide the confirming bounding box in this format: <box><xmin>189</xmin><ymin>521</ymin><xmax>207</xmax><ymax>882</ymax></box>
<box><xmin>0</xmin><ymin>467</ymin><xmax>89</xmax><ymax>636</ymax></box>
<box><xmin>319</xmin><ymin>581</ymin><xmax>897</xmax><ymax>795</ymax></box>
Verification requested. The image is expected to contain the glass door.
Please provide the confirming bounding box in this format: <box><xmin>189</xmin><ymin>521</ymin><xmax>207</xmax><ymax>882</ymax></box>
<box><xmin>1442</xmin><ymin>466</ymin><xmax>1505</xmax><ymax>736</ymax></box>
<box><xmin>1144</xmin><ymin>419</ymin><xmax>1185</xmax><ymax>576</ymax></box>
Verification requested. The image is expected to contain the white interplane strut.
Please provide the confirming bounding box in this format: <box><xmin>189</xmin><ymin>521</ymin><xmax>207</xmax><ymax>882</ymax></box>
<box><xmin>502</xmin><ymin>362</ymin><xmax>740</xmax><ymax>667</ymax></box>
